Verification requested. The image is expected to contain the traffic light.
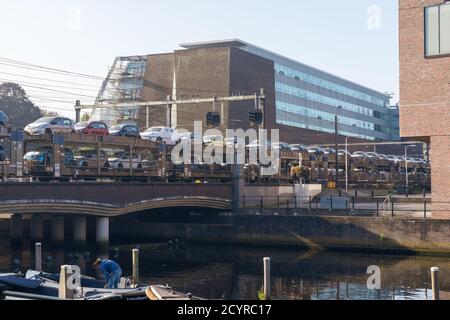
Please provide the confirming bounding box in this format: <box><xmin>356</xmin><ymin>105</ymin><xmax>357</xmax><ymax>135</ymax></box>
<box><xmin>206</xmin><ymin>112</ymin><xmax>221</xmax><ymax>127</ymax></box>
<box><xmin>249</xmin><ymin>110</ymin><xmax>263</xmax><ymax>125</ymax></box>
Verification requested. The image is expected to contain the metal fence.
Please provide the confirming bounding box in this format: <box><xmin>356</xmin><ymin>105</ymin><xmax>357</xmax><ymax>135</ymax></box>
<box><xmin>239</xmin><ymin>195</ymin><xmax>433</xmax><ymax>219</ymax></box>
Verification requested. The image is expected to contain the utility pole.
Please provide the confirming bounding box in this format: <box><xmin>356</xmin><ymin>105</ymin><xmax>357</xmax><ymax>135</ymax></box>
<box><xmin>335</xmin><ymin>115</ymin><xmax>339</xmax><ymax>188</ymax></box>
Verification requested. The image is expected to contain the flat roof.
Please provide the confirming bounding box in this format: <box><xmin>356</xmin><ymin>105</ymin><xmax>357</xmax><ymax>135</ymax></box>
<box><xmin>180</xmin><ymin>39</ymin><xmax>389</xmax><ymax>99</ymax></box>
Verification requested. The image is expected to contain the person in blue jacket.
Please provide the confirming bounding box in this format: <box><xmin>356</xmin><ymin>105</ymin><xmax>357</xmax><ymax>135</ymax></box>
<box><xmin>93</xmin><ymin>258</ymin><xmax>123</xmax><ymax>289</ymax></box>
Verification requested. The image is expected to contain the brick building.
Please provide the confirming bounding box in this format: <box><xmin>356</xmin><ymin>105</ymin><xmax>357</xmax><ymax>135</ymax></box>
<box><xmin>92</xmin><ymin>40</ymin><xmax>399</xmax><ymax>146</ymax></box>
<box><xmin>399</xmin><ymin>0</ymin><xmax>450</xmax><ymax>218</ymax></box>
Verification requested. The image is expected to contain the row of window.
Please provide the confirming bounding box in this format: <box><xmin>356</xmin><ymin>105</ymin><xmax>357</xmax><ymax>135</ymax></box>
<box><xmin>425</xmin><ymin>2</ymin><xmax>450</xmax><ymax>57</ymax></box>
<box><xmin>276</xmin><ymin>82</ymin><xmax>377</xmax><ymax>117</ymax></box>
<box><xmin>277</xmin><ymin>119</ymin><xmax>376</xmax><ymax>141</ymax></box>
<box><xmin>277</xmin><ymin>101</ymin><xmax>376</xmax><ymax>131</ymax></box>
<box><xmin>274</xmin><ymin>64</ymin><xmax>388</xmax><ymax>107</ymax></box>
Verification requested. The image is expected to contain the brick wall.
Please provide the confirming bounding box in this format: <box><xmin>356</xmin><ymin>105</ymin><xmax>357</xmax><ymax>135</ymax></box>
<box><xmin>399</xmin><ymin>0</ymin><xmax>450</xmax><ymax>139</ymax></box>
<box><xmin>399</xmin><ymin>0</ymin><xmax>450</xmax><ymax>219</ymax></box>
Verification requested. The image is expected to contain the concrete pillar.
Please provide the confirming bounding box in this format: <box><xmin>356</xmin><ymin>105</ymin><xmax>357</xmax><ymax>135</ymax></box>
<box><xmin>73</xmin><ymin>216</ymin><xmax>87</xmax><ymax>245</ymax></box>
<box><xmin>10</xmin><ymin>214</ymin><xmax>23</xmax><ymax>245</ymax></box>
<box><xmin>96</xmin><ymin>217</ymin><xmax>109</xmax><ymax>246</ymax></box>
<box><xmin>30</xmin><ymin>215</ymin><xmax>44</xmax><ymax>242</ymax></box>
<box><xmin>51</xmin><ymin>216</ymin><xmax>65</xmax><ymax>245</ymax></box>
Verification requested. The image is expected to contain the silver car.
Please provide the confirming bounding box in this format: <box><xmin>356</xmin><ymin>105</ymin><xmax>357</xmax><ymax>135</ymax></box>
<box><xmin>25</xmin><ymin>117</ymin><xmax>74</xmax><ymax>136</ymax></box>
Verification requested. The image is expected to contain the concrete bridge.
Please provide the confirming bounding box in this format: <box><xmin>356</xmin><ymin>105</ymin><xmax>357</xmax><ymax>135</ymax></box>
<box><xmin>0</xmin><ymin>182</ymin><xmax>233</xmax><ymax>246</ymax></box>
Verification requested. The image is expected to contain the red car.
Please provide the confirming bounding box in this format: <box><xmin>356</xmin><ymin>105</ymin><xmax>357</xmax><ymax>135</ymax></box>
<box><xmin>74</xmin><ymin>121</ymin><xmax>109</xmax><ymax>136</ymax></box>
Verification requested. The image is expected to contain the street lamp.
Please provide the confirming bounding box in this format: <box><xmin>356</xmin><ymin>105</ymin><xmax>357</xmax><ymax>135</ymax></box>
<box><xmin>405</xmin><ymin>145</ymin><xmax>416</xmax><ymax>194</ymax></box>
<box><xmin>345</xmin><ymin>136</ymin><xmax>350</xmax><ymax>193</ymax></box>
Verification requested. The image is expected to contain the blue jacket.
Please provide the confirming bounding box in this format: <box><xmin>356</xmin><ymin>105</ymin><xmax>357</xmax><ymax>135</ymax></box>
<box><xmin>99</xmin><ymin>260</ymin><xmax>121</xmax><ymax>283</ymax></box>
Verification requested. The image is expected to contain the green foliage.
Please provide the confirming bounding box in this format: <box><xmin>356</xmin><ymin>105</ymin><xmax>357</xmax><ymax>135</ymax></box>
<box><xmin>0</xmin><ymin>82</ymin><xmax>43</xmax><ymax>128</ymax></box>
<box><xmin>258</xmin><ymin>290</ymin><xmax>266</xmax><ymax>301</ymax></box>
<box><xmin>81</xmin><ymin>113</ymin><xmax>90</xmax><ymax>122</ymax></box>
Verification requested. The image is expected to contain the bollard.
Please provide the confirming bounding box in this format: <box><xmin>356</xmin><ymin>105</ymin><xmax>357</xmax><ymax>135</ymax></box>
<box><xmin>431</xmin><ymin>267</ymin><xmax>440</xmax><ymax>301</ymax></box>
<box><xmin>58</xmin><ymin>265</ymin><xmax>74</xmax><ymax>299</ymax></box>
<box><xmin>132</xmin><ymin>249</ymin><xmax>140</xmax><ymax>286</ymax></box>
<box><xmin>263</xmin><ymin>257</ymin><xmax>271</xmax><ymax>300</ymax></box>
<box><xmin>35</xmin><ymin>243</ymin><xmax>42</xmax><ymax>272</ymax></box>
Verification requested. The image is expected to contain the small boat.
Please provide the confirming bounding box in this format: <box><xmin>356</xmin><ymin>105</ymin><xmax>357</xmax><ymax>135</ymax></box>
<box><xmin>0</xmin><ymin>271</ymin><xmax>149</xmax><ymax>300</ymax></box>
<box><xmin>1</xmin><ymin>271</ymin><xmax>205</xmax><ymax>301</ymax></box>
<box><xmin>146</xmin><ymin>285</ymin><xmax>205</xmax><ymax>301</ymax></box>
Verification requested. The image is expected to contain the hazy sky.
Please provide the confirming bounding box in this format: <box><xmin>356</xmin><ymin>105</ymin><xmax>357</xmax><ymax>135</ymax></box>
<box><xmin>0</xmin><ymin>0</ymin><xmax>399</xmax><ymax>117</ymax></box>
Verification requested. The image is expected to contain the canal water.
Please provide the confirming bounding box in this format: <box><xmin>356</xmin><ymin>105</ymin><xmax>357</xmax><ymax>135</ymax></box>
<box><xmin>1</xmin><ymin>238</ymin><xmax>449</xmax><ymax>300</ymax></box>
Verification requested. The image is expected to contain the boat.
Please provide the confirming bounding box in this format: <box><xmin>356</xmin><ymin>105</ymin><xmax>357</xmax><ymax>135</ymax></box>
<box><xmin>1</xmin><ymin>271</ymin><xmax>206</xmax><ymax>300</ymax></box>
<box><xmin>0</xmin><ymin>271</ymin><xmax>149</xmax><ymax>300</ymax></box>
<box><xmin>146</xmin><ymin>285</ymin><xmax>205</xmax><ymax>300</ymax></box>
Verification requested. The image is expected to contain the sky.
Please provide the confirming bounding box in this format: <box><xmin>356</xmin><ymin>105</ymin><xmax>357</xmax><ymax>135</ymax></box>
<box><xmin>0</xmin><ymin>0</ymin><xmax>399</xmax><ymax>117</ymax></box>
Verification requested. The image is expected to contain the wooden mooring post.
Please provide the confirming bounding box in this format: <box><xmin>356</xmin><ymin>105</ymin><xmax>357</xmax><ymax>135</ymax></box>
<box><xmin>263</xmin><ymin>257</ymin><xmax>271</xmax><ymax>300</ymax></box>
<box><xmin>35</xmin><ymin>242</ymin><xmax>42</xmax><ymax>272</ymax></box>
<box><xmin>431</xmin><ymin>267</ymin><xmax>440</xmax><ymax>301</ymax></box>
<box><xmin>132</xmin><ymin>249</ymin><xmax>140</xmax><ymax>286</ymax></box>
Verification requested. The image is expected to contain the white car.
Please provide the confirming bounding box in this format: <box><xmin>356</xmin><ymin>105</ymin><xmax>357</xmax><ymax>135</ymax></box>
<box><xmin>140</xmin><ymin>127</ymin><xmax>180</xmax><ymax>145</ymax></box>
<box><xmin>108</xmin><ymin>152</ymin><xmax>142</xmax><ymax>170</ymax></box>
<box><xmin>246</xmin><ymin>140</ymin><xmax>271</xmax><ymax>150</ymax></box>
<box><xmin>365</xmin><ymin>152</ymin><xmax>380</xmax><ymax>159</ymax></box>
<box><xmin>25</xmin><ymin>117</ymin><xmax>74</xmax><ymax>136</ymax></box>
<box><xmin>203</xmin><ymin>135</ymin><xmax>224</xmax><ymax>145</ymax></box>
<box><xmin>351</xmin><ymin>151</ymin><xmax>368</xmax><ymax>159</ymax></box>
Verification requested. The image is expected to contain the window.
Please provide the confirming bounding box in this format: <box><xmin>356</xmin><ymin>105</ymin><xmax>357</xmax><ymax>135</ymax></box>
<box><xmin>425</xmin><ymin>2</ymin><xmax>450</xmax><ymax>56</ymax></box>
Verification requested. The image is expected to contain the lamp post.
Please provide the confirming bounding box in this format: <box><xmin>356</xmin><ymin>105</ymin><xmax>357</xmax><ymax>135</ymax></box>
<box><xmin>405</xmin><ymin>145</ymin><xmax>416</xmax><ymax>194</ymax></box>
<box><xmin>345</xmin><ymin>136</ymin><xmax>350</xmax><ymax>193</ymax></box>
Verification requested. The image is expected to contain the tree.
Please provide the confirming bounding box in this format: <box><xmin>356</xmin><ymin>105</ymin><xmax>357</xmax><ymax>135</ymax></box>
<box><xmin>0</xmin><ymin>82</ymin><xmax>43</xmax><ymax>129</ymax></box>
<box><xmin>81</xmin><ymin>113</ymin><xmax>90</xmax><ymax>121</ymax></box>
<box><xmin>0</xmin><ymin>82</ymin><xmax>30</xmax><ymax>103</ymax></box>
<box><xmin>40</xmin><ymin>109</ymin><xmax>60</xmax><ymax>117</ymax></box>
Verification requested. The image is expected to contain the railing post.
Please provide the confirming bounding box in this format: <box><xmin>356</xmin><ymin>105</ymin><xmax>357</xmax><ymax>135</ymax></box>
<box><xmin>243</xmin><ymin>196</ymin><xmax>246</xmax><ymax>209</ymax></box>
<box><xmin>287</xmin><ymin>200</ymin><xmax>290</xmax><ymax>215</ymax></box>
<box><xmin>391</xmin><ymin>199</ymin><xmax>395</xmax><ymax>218</ymax></box>
<box><xmin>294</xmin><ymin>196</ymin><xmax>297</xmax><ymax>210</ymax></box>
<box><xmin>352</xmin><ymin>197</ymin><xmax>355</xmax><ymax>213</ymax></box>
<box><xmin>309</xmin><ymin>196</ymin><xmax>312</xmax><ymax>212</ymax></box>
<box><xmin>260</xmin><ymin>196</ymin><xmax>264</xmax><ymax>215</ymax></box>
<box><xmin>424</xmin><ymin>201</ymin><xmax>427</xmax><ymax>220</ymax></box>
<box><xmin>330</xmin><ymin>196</ymin><xmax>333</xmax><ymax>211</ymax></box>
<box><xmin>376</xmin><ymin>202</ymin><xmax>379</xmax><ymax>217</ymax></box>
<box><xmin>277</xmin><ymin>196</ymin><xmax>280</xmax><ymax>209</ymax></box>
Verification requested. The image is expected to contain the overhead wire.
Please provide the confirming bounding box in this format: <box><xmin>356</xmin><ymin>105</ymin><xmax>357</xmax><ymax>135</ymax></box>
<box><xmin>0</xmin><ymin>57</ymin><xmax>104</xmax><ymax>80</ymax></box>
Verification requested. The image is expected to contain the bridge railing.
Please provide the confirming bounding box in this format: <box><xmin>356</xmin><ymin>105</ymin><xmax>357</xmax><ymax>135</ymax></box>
<box><xmin>239</xmin><ymin>195</ymin><xmax>433</xmax><ymax>220</ymax></box>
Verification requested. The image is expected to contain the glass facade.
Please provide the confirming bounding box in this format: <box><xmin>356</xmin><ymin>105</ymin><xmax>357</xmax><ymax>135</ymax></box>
<box><xmin>237</xmin><ymin>42</ymin><xmax>397</xmax><ymax>141</ymax></box>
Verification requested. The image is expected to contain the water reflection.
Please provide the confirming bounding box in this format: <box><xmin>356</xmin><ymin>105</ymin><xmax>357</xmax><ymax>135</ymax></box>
<box><xmin>0</xmin><ymin>238</ymin><xmax>449</xmax><ymax>300</ymax></box>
